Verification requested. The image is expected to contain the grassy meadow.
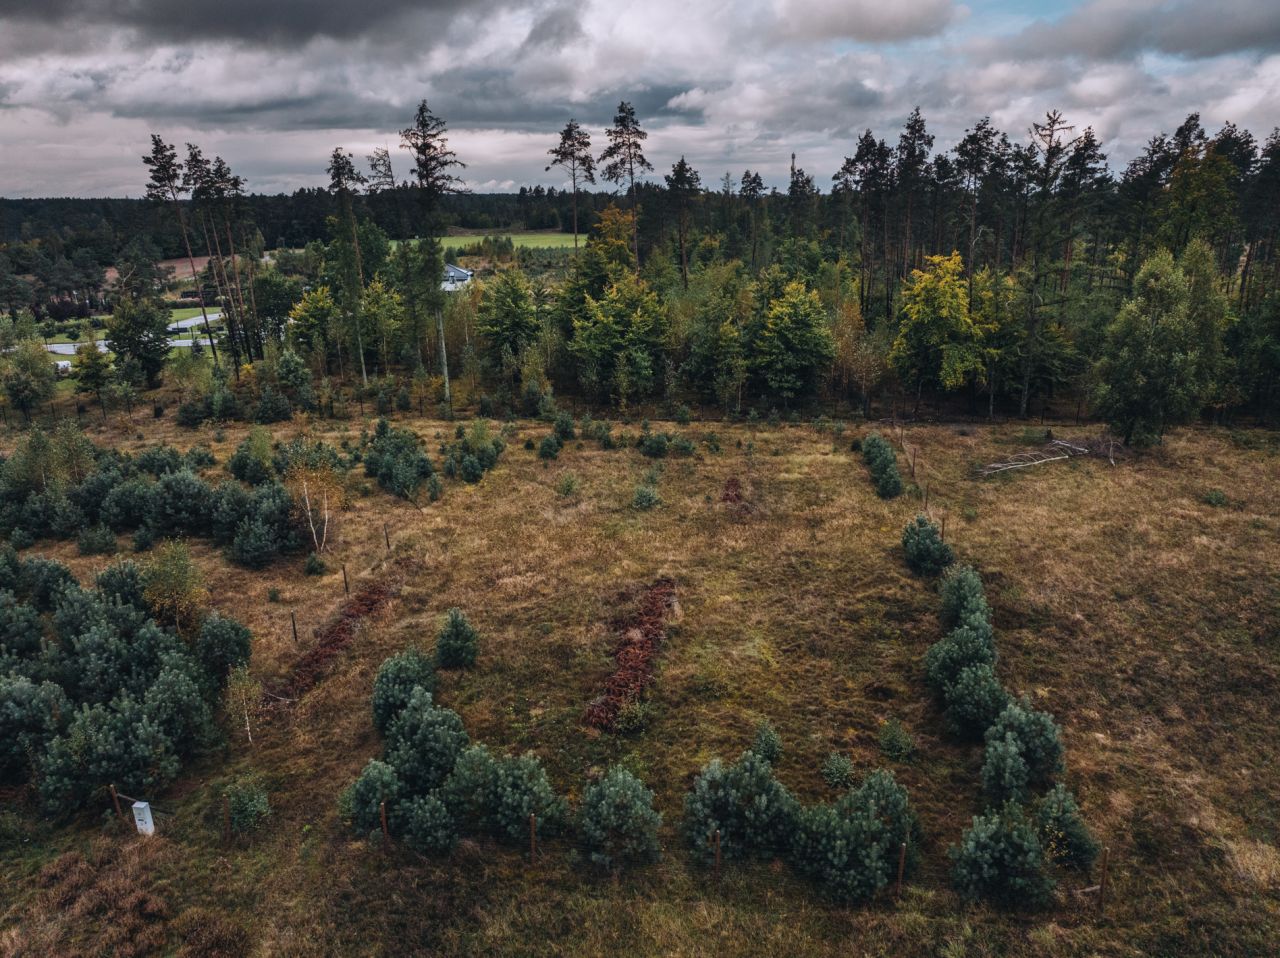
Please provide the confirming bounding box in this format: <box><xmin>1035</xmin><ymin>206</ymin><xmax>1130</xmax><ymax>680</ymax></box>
<box><xmin>0</xmin><ymin>411</ymin><xmax>1277</xmax><ymax>956</ymax></box>
<box><xmin>439</xmin><ymin>231</ymin><xmax>577</xmax><ymax>250</ymax></box>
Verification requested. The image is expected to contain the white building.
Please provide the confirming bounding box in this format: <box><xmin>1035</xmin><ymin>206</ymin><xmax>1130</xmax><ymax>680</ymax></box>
<box><xmin>442</xmin><ymin>263</ymin><xmax>473</xmax><ymax>292</ymax></box>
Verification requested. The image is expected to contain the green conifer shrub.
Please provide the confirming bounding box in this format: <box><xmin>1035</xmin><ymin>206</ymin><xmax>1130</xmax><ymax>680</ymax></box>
<box><xmin>196</xmin><ymin>614</ymin><xmax>253</xmax><ymax>686</ymax></box>
<box><xmin>95</xmin><ymin>560</ymin><xmax>147</xmax><ymax>611</ymax></box>
<box><xmin>981</xmin><ymin>732</ymin><xmax>1031</xmax><ymax>804</ymax></box>
<box><xmin>553</xmin><ymin>411</ymin><xmax>576</xmax><ymax>441</ymax></box>
<box><xmin>752</xmin><ymin>720</ymin><xmax>783</xmax><ymax>764</ymax></box>
<box><xmin>983</xmin><ymin>699</ymin><xmax>1064</xmax><ymax>795</ymax></box>
<box><xmin>230</xmin><ymin>517</ymin><xmax>280</xmax><ymax>569</ymax></box>
<box><xmin>579</xmin><ymin>766</ymin><xmax>662</xmax><ymax>870</ymax></box>
<box><xmin>923</xmin><ymin>626</ymin><xmax>997</xmax><ymax>695</ymax></box>
<box><xmin>860</xmin><ymin>432</ymin><xmax>903</xmax><ymax>498</ymax></box>
<box><xmin>943</xmin><ymin>664</ymin><xmax>1010</xmax><ymax>739</ymax></box>
<box><xmin>363</xmin><ymin>420</ymin><xmax>433</xmax><ymax>499</ymax></box>
<box><xmin>538</xmin><ymin>434</ymin><xmax>561</xmax><ymax>460</ymax></box>
<box><xmin>227</xmin><ymin>430</ymin><xmax>275</xmax><ymax>485</ymax></box>
<box><xmin>254</xmin><ymin>387</ymin><xmax>292</xmax><ymax>424</ymax></box>
<box><xmin>210</xmin><ymin>482</ymin><xmax>252</xmax><ymax>546</ymax></box>
<box><xmin>489</xmin><ymin>753</ymin><xmax>567</xmax><ymax>843</ymax></box>
<box><xmin>632</xmin><ymin>485</ymin><xmax>660</xmax><ymax>510</ymax></box>
<box><xmin>938</xmin><ymin>564</ymin><xmax>990</xmax><ymax>628</ymax></box>
<box><xmin>0</xmin><ymin>676</ymin><xmax>68</xmax><ymax>784</ymax></box>
<box><xmin>183</xmin><ymin>446</ymin><xmax>216</xmax><ymax>470</ymax></box>
<box><xmin>435</xmin><ymin>608</ymin><xmax>478</xmax><ymax>669</ymax></box>
<box><xmin>902</xmin><ymin>515</ymin><xmax>954</xmax><ymax>576</ymax></box>
<box><xmin>394</xmin><ymin>794</ymin><xmax>457</xmax><ymax>855</ymax></box>
<box><xmin>340</xmin><ymin>759</ymin><xmax>403</xmax><ymax>833</ymax></box>
<box><xmin>371</xmin><ymin>649</ymin><xmax>437</xmax><ymax>734</ymax></box>
<box><xmin>76</xmin><ymin>525</ymin><xmax>116</xmax><ymax>556</ymax></box>
<box><xmin>18</xmin><ymin>557</ymin><xmax>76</xmax><ymax>612</ymax></box>
<box><xmin>639</xmin><ymin>432</ymin><xmax>670</xmax><ymax>458</ymax></box>
<box><xmin>878</xmin><ymin>718</ymin><xmax>916</xmax><ymax>761</ymax></box>
<box><xmin>821</xmin><ymin>752</ymin><xmax>854</xmax><ymax>789</ymax></box>
<box><xmin>1034</xmin><ymin>785</ymin><xmax>1100</xmax><ymax>870</ymax></box>
<box><xmin>37</xmin><ymin>695</ymin><xmax>180</xmax><ymax>815</ymax></box>
<box><xmin>950</xmin><ymin>801</ymin><xmax>1054</xmax><ymax>907</ymax></box>
<box><xmin>682</xmin><ymin>752</ymin><xmax>799</xmax><ymax>861</ymax></box>
<box><xmin>385</xmin><ymin>688</ymin><xmax>469</xmax><ymax>794</ymax></box>
<box><xmin>135</xmin><ymin>445</ymin><xmax>184</xmax><ymax>477</ymax></box>
<box><xmin>101</xmin><ymin>478</ymin><xmax>152</xmax><ymax>531</ymax></box>
<box><xmin>148</xmin><ymin>469</ymin><xmax>214</xmax><ymax>537</ymax></box>
<box><xmin>226</xmin><ymin>779</ymin><xmax>271</xmax><ymax>834</ymax></box>
<box><xmin>790</xmin><ymin>770</ymin><xmax>920</xmax><ymax>902</ymax></box>
<box><xmin>142</xmin><ymin>660</ymin><xmax>216</xmax><ymax>752</ymax></box>
<box><xmin>439</xmin><ymin>744</ymin><xmax>500</xmax><ymax>834</ymax></box>
<box><xmin>132</xmin><ymin>526</ymin><xmax>155</xmax><ymax>552</ymax></box>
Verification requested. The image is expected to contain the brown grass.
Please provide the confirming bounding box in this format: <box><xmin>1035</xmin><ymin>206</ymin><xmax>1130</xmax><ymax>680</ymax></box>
<box><xmin>2</xmin><ymin>411</ymin><xmax>1279</xmax><ymax>956</ymax></box>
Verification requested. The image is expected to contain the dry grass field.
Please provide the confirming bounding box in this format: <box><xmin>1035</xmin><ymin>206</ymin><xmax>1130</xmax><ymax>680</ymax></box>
<box><xmin>1</xmin><ymin>408</ymin><xmax>1277</xmax><ymax>957</ymax></box>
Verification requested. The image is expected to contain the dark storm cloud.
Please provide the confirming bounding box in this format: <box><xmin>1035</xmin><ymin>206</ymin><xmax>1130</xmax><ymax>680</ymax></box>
<box><xmin>1</xmin><ymin>0</ymin><xmax>1278</xmax><ymax>197</ymax></box>
<box><xmin>521</xmin><ymin>1</ymin><xmax>585</xmax><ymax>51</ymax></box>
<box><xmin>1001</xmin><ymin>0</ymin><xmax>1280</xmax><ymax>63</ymax></box>
<box><xmin>0</xmin><ymin>0</ymin><xmax>515</xmax><ymax>46</ymax></box>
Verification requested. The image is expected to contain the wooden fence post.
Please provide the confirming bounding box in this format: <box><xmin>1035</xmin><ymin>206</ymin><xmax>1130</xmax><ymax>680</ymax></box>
<box><xmin>529</xmin><ymin>813</ymin><xmax>537</xmax><ymax>861</ymax></box>
<box><xmin>713</xmin><ymin>829</ymin><xmax>721</xmax><ymax>882</ymax></box>
<box><xmin>896</xmin><ymin>842</ymin><xmax>907</xmax><ymax>898</ymax></box>
<box><xmin>342</xmin><ymin>564</ymin><xmax>350</xmax><ymax>596</ymax></box>
<box><xmin>923</xmin><ymin>484</ymin><xmax>929</xmax><ymax>510</ymax></box>
<box><xmin>940</xmin><ymin>515</ymin><xmax>947</xmax><ymax>542</ymax></box>
<box><xmin>383</xmin><ymin>523</ymin><xmax>390</xmax><ymax>551</ymax></box>
<box><xmin>1099</xmin><ymin>845</ymin><xmax>1111</xmax><ymax>913</ymax></box>
<box><xmin>109</xmin><ymin>784</ymin><xmax>125</xmax><ymax>823</ymax></box>
<box><xmin>379</xmin><ymin>801</ymin><xmax>389</xmax><ymax>842</ymax></box>
<box><xmin>911</xmin><ymin>448</ymin><xmax>917</xmax><ymax>477</ymax></box>
<box><xmin>290</xmin><ymin>611</ymin><xmax>299</xmax><ymax>645</ymax></box>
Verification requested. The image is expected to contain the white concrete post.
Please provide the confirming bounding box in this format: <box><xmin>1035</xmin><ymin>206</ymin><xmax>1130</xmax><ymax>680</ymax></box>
<box><xmin>131</xmin><ymin>801</ymin><xmax>155</xmax><ymax>836</ymax></box>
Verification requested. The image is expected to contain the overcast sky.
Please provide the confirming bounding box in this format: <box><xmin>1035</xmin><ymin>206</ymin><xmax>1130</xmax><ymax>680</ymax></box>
<box><xmin>1</xmin><ymin>0</ymin><xmax>1278</xmax><ymax>198</ymax></box>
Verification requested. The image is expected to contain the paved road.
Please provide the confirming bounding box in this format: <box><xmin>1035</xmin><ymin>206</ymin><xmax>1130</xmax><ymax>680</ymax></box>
<box><xmin>44</xmin><ymin>309</ymin><xmax>223</xmax><ymax>356</ymax></box>
<box><xmin>167</xmin><ymin>310</ymin><xmax>222</xmax><ymax>333</ymax></box>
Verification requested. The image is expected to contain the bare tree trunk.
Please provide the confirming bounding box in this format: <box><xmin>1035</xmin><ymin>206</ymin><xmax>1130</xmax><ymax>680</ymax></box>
<box><xmin>169</xmin><ymin>192</ymin><xmax>220</xmax><ymax>366</ymax></box>
<box><xmin>437</xmin><ymin>309</ymin><xmax>451</xmax><ymax>415</ymax></box>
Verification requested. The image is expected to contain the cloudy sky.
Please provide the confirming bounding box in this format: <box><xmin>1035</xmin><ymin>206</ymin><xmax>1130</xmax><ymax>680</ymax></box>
<box><xmin>1</xmin><ymin>0</ymin><xmax>1278</xmax><ymax>198</ymax></box>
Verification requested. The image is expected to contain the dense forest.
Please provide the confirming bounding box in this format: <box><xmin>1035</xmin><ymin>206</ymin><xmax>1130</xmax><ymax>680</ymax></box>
<box><xmin>1</xmin><ymin>101</ymin><xmax>1278</xmax><ymax>441</ymax></box>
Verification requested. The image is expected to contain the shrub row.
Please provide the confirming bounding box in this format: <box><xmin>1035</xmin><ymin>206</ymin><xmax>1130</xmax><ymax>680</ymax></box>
<box><xmin>861</xmin><ymin>432</ymin><xmax>903</xmax><ymax>498</ymax></box>
<box><xmin>904</xmin><ymin>542</ymin><xmax>1099</xmax><ymax>906</ymax></box>
<box><xmin>0</xmin><ymin>552</ymin><xmax>252</xmax><ymax>814</ymax></box>
<box><xmin>0</xmin><ymin>428</ymin><xmax>302</xmax><ymax>570</ymax></box>
<box><xmin>362</xmin><ymin>419</ymin><xmax>434</xmax><ymax>499</ymax></box>
<box><xmin>440</xmin><ymin>421</ymin><xmax>504</xmax><ymax>485</ymax></box>
<box><xmin>343</xmin><ymin>661</ymin><xmax>660</xmax><ymax>868</ymax></box>
<box><xmin>683</xmin><ymin>729</ymin><xmax>921</xmax><ymax>904</ymax></box>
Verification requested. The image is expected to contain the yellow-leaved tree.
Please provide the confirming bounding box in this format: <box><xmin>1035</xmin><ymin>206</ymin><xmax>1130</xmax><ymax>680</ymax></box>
<box><xmin>891</xmin><ymin>252</ymin><xmax>983</xmax><ymax>414</ymax></box>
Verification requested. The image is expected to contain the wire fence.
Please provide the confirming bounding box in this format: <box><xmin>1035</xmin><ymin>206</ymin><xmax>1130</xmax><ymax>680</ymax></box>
<box><xmin>56</xmin><ymin>418</ymin><xmax>1117</xmax><ymax>922</ymax></box>
<box><xmin>97</xmin><ymin>781</ymin><xmax>1115</xmax><ymax>918</ymax></box>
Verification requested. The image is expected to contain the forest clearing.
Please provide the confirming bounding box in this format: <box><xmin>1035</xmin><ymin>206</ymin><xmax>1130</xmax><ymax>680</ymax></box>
<box><xmin>1</xmin><ymin>406</ymin><xmax>1275</xmax><ymax>957</ymax></box>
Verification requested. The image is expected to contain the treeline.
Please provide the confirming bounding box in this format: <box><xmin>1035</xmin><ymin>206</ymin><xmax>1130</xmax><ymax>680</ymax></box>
<box><xmin>0</xmin><ymin>188</ymin><xmax>599</xmax><ymax>256</ymax></box>
<box><xmin>3</xmin><ymin>101</ymin><xmax>1279</xmax><ymax>434</ymax></box>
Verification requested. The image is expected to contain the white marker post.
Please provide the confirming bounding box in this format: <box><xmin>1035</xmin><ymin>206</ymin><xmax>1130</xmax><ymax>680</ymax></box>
<box><xmin>131</xmin><ymin>801</ymin><xmax>155</xmax><ymax>836</ymax></box>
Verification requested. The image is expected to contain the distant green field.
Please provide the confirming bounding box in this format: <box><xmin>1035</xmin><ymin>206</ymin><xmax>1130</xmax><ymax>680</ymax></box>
<box><xmin>169</xmin><ymin>306</ymin><xmax>207</xmax><ymax>321</ymax></box>
<box><xmin>438</xmin><ymin>232</ymin><xmax>577</xmax><ymax>250</ymax></box>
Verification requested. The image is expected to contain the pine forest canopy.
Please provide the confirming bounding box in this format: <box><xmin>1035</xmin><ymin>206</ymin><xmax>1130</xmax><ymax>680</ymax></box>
<box><xmin>1</xmin><ymin>102</ymin><xmax>1279</xmax><ymax>438</ymax></box>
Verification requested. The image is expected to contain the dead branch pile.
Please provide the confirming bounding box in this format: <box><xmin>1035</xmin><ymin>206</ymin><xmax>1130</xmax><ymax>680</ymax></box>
<box><xmin>583</xmin><ymin>578</ymin><xmax>678</xmax><ymax>731</ymax></box>
<box><xmin>979</xmin><ymin>434</ymin><xmax>1126</xmax><ymax>476</ymax></box>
